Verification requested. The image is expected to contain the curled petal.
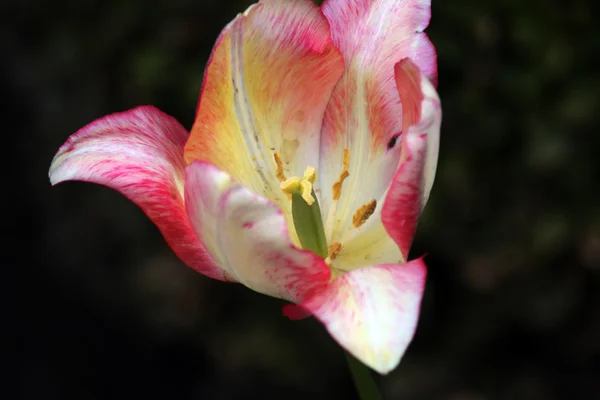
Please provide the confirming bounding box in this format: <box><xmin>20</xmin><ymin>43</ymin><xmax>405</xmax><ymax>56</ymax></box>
<box><xmin>49</xmin><ymin>106</ymin><xmax>225</xmax><ymax>280</ymax></box>
<box><xmin>395</xmin><ymin>59</ymin><xmax>441</xmax><ymax>206</ymax></box>
<box><xmin>382</xmin><ymin>59</ymin><xmax>441</xmax><ymax>259</ymax></box>
<box><xmin>185</xmin><ymin>161</ymin><xmax>331</xmax><ymax>302</ymax></box>
<box><xmin>284</xmin><ymin>259</ymin><xmax>427</xmax><ymax>374</ymax></box>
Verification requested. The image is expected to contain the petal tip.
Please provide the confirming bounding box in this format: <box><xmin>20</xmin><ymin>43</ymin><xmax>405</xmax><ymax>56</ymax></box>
<box><xmin>47</xmin><ymin>106</ymin><xmax>228</xmax><ymax>281</ymax></box>
<box><xmin>48</xmin><ymin>153</ymin><xmax>78</xmax><ymax>187</ymax></box>
<box><xmin>298</xmin><ymin>261</ymin><xmax>428</xmax><ymax>375</ymax></box>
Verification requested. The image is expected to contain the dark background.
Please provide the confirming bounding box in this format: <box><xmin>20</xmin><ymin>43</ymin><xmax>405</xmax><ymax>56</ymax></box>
<box><xmin>5</xmin><ymin>0</ymin><xmax>600</xmax><ymax>399</ymax></box>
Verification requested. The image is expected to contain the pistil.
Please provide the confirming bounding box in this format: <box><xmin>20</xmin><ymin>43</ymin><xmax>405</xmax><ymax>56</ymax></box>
<box><xmin>280</xmin><ymin>166</ymin><xmax>328</xmax><ymax>259</ymax></box>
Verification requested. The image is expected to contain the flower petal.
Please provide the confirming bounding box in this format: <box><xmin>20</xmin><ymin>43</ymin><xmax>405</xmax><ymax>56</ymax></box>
<box><xmin>184</xmin><ymin>0</ymin><xmax>344</xmax><ymax>211</ymax></box>
<box><xmin>284</xmin><ymin>258</ymin><xmax>427</xmax><ymax>374</ymax></box>
<box><xmin>328</xmin><ymin>209</ymin><xmax>404</xmax><ymax>271</ymax></box>
<box><xmin>49</xmin><ymin>106</ymin><xmax>226</xmax><ymax>280</ymax></box>
<box><xmin>318</xmin><ymin>0</ymin><xmax>437</xmax><ymax>246</ymax></box>
<box><xmin>184</xmin><ymin>161</ymin><xmax>331</xmax><ymax>302</ymax></box>
<box><xmin>382</xmin><ymin>59</ymin><xmax>441</xmax><ymax>259</ymax></box>
<box><xmin>322</xmin><ymin>0</ymin><xmax>437</xmax><ymax>85</ymax></box>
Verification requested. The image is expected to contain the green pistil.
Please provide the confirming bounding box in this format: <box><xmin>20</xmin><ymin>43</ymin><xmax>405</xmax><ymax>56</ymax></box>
<box><xmin>290</xmin><ymin>189</ymin><xmax>328</xmax><ymax>259</ymax></box>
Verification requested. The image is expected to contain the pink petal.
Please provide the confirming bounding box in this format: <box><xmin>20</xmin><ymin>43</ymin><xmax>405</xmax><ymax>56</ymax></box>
<box><xmin>382</xmin><ymin>59</ymin><xmax>441</xmax><ymax>259</ymax></box>
<box><xmin>285</xmin><ymin>259</ymin><xmax>427</xmax><ymax>374</ymax></box>
<box><xmin>322</xmin><ymin>0</ymin><xmax>437</xmax><ymax>84</ymax></box>
<box><xmin>49</xmin><ymin>106</ymin><xmax>226</xmax><ymax>280</ymax></box>
<box><xmin>184</xmin><ymin>0</ymin><xmax>344</xmax><ymax>212</ymax></box>
<box><xmin>184</xmin><ymin>161</ymin><xmax>331</xmax><ymax>302</ymax></box>
<box><xmin>318</xmin><ymin>0</ymin><xmax>437</xmax><ymax>245</ymax></box>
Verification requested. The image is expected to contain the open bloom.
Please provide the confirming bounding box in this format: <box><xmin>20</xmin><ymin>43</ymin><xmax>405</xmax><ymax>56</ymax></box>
<box><xmin>49</xmin><ymin>0</ymin><xmax>441</xmax><ymax>374</ymax></box>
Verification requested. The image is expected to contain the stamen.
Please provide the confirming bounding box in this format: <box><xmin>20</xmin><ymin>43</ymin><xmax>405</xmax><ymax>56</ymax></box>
<box><xmin>352</xmin><ymin>199</ymin><xmax>377</xmax><ymax>228</ymax></box>
<box><xmin>332</xmin><ymin>148</ymin><xmax>350</xmax><ymax>200</ymax></box>
<box><xmin>273</xmin><ymin>152</ymin><xmax>287</xmax><ymax>182</ymax></box>
<box><xmin>328</xmin><ymin>242</ymin><xmax>343</xmax><ymax>261</ymax></box>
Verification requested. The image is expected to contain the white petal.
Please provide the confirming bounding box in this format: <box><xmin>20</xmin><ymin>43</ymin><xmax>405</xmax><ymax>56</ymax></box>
<box><xmin>184</xmin><ymin>161</ymin><xmax>331</xmax><ymax>302</ymax></box>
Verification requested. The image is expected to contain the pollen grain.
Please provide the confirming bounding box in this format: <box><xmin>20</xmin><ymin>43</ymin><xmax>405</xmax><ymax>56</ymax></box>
<box><xmin>332</xmin><ymin>148</ymin><xmax>350</xmax><ymax>200</ymax></box>
<box><xmin>352</xmin><ymin>199</ymin><xmax>377</xmax><ymax>228</ymax></box>
<box><xmin>273</xmin><ymin>152</ymin><xmax>287</xmax><ymax>182</ymax></box>
<box><xmin>328</xmin><ymin>242</ymin><xmax>343</xmax><ymax>261</ymax></box>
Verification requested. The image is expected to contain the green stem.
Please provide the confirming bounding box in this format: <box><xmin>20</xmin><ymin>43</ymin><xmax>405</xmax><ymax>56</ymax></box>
<box><xmin>345</xmin><ymin>352</ymin><xmax>383</xmax><ymax>400</ymax></box>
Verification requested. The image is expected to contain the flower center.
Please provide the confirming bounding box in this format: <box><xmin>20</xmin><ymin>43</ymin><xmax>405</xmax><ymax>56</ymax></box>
<box><xmin>272</xmin><ymin>150</ymin><xmax>378</xmax><ymax>268</ymax></box>
<box><xmin>280</xmin><ymin>166</ymin><xmax>317</xmax><ymax>206</ymax></box>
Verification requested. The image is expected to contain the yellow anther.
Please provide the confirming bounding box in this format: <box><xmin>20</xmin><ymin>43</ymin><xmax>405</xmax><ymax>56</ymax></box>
<box><xmin>281</xmin><ymin>166</ymin><xmax>318</xmax><ymax>205</ymax></box>
<box><xmin>332</xmin><ymin>171</ymin><xmax>349</xmax><ymax>201</ymax></box>
<box><xmin>332</xmin><ymin>148</ymin><xmax>350</xmax><ymax>201</ymax></box>
<box><xmin>342</xmin><ymin>147</ymin><xmax>350</xmax><ymax>170</ymax></box>
<box><xmin>328</xmin><ymin>242</ymin><xmax>343</xmax><ymax>261</ymax></box>
<box><xmin>273</xmin><ymin>152</ymin><xmax>287</xmax><ymax>182</ymax></box>
<box><xmin>352</xmin><ymin>199</ymin><xmax>377</xmax><ymax>228</ymax></box>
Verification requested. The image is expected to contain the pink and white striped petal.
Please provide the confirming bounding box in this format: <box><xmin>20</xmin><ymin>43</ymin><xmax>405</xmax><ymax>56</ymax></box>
<box><xmin>49</xmin><ymin>106</ymin><xmax>226</xmax><ymax>280</ymax></box>
<box><xmin>284</xmin><ymin>258</ymin><xmax>427</xmax><ymax>374</ymax></box>
<box><xmin>319</xmin><ymin>0</ymin><xmax>437</xmax><ymax>247</ymax></box>
<box><xmin>184</xmin><ymin>161</ymin><xmax>331</xmax><ymax>303</ymax></box>
<box><xmin>321</xmin><ymin>0</ymin><xmax>437</xmax><ymax>85</ymax></box>
<box><xmin>382</xmin><ymin>59</ymin><xmax>441</xmax><ymax>260</ymax></box>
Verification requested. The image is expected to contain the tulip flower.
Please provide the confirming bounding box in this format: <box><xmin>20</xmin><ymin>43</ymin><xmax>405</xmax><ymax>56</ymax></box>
<box><xmin>49</xmin><ymin>0</ymin><xmax>441</xmax><ymax>386</ymax></box>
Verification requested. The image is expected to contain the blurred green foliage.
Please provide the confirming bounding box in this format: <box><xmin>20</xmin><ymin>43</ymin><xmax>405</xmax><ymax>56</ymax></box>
<box><xmin>4</xmin><ymin>0</ymin><xmax>599</xmax><ymax>399</ymax></box>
